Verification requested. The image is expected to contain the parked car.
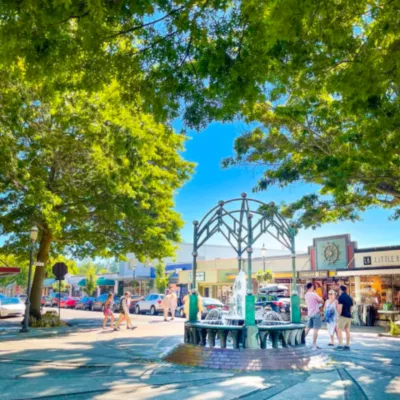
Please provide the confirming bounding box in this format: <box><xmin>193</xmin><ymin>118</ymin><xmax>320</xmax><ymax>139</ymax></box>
<box><xmin>176</xmin><ymin>297</ymin><xmax>226</xmax><ymax>319</ymax></box>
<box><xmin>129</xmin><ymin>295</ymin><xmax>144</xmax><ymax>313</ymax></box>
<box><xmin>256</xmin><ymin>294</ymin><xmax>288</xmax><ymax>313</ymax></box>
<box><xmin>60</xmin><ymin>297</ymin><xmax>80</xmax><ymax>309</ymax></box>
<box><xmin>75</xmin><ymin>297</ymin><xmax>95</xmax><ymax>310</ymax></box>
<box><xmin>135</xmin><ymin>294</ymin><xmax>165</xmax><ymax>315</ymax></box>
<box><xmin>0</xmin><ymin>297</ymin><xmax>25</xmax><ymax>318</ymax></box>
<box><xmin>112</xmin><ymin>296</ymin><xmax>121</xmax><ymax>312</ymax></box>
<box><xmin>44</xmin><ymin>293</ymin><xmax>65</xmax><ymax>307</ymax></box>
<box><xmin>92</xmin><ymin>294</ymin><xmax>119</xmax><ymax>311</ymax></box>
<box><xmin>51</xmin><ymin>295</ymin><xmax>69</xmax><ymax>307</ymax></box>
<box><xmin>0</xmin><ymin>293</ymin><xmax>7</xmax><ymax>300</ymax></box>
<box><xmin>18</xmin><ymin>294</ymin><xmax>27</xmax><ymax>303</ymax></box>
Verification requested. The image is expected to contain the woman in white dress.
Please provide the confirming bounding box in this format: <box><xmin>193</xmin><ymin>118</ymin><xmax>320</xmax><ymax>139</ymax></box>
<box><xmin>324</xmin><ymin>290</ymin><xmax>339</xmax><ymax>346</ymax></box>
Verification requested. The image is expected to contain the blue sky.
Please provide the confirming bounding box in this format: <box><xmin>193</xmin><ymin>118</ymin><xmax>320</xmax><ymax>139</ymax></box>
<box><xmin>174</xmin><ymin>121</ymin><xmax>400</xmax><ymax>253</ymax></box>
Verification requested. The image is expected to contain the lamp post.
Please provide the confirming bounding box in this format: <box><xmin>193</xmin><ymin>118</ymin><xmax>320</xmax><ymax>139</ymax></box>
<box><xmin>20</xmin><ymin>226</ymin><xmax>38</xmax><ymax>333</ymax></box>
<box><xmin>261</xmin><ymin>243</ymin><xmax>267</xmax><ymax>273</ymax></box>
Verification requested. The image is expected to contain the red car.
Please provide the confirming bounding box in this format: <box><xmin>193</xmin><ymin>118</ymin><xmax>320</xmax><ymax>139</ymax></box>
<box><xmin>59</xmin><ymin>297</ymin><xmax>80</xmax><ymax>309</ymax></box>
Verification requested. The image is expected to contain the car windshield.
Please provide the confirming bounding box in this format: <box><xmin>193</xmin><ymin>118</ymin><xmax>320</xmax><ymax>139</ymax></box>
<box><xmin>1</xmin><ymin>298</ymin><xmax>21</xmax><ymax>305</ymax></box>
<box><xmin>203</xmin><ymin>298</ymin><xmax>223</xmax><ymax>306</ymax></box>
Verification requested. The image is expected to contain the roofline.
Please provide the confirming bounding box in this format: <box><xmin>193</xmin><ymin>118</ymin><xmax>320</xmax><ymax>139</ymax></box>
<box><xmin>355</xmin><ymin>245</ymin><xmax>400</xmax><ymax>253</ymax></box>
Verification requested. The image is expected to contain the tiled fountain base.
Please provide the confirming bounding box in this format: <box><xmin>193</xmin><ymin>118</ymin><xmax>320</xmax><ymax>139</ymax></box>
<box><xmin>164</xmin><ymin>344</ymin><xmax>329</xmax><ymax>371</ymax></box>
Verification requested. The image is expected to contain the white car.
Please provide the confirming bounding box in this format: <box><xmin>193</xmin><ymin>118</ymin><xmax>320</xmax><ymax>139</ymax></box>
<box><xmin>135</xmin><ymin>294</ymin><xmax>165</xmax><ymax>315</ymax></box>
<box><xmin>0</xmin><ymin>297</ymin><xmax>25</xmax><ymax>318</ymax></box>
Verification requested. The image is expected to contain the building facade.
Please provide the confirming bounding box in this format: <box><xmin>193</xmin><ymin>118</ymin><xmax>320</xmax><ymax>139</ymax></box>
<box><xmin>178</xmin><ymin>234</ymin><xmax>400</xmax><ymax>326</ymax></box>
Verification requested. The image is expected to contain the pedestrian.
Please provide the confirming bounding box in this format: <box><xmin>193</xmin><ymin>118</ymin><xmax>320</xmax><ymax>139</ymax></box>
<box><xmin>114</xmin><ymin>292</ymin><xmax>134</xmax><ymax>331</ymax></box>
<box><xmin>336</xmin><ymin>285</ymin><xmax>354</xmax><ymax>351</ymax></box>
<box><xmin>163</xmin><ymin>289</ymin><xmax>171</xmax><ymax>321</ymax></box>
<box><xmin>324</xmin><ymin>290</ymin><xmax>339</xmax><ymax>346</ymax></box>
<box><xmin>304</xmin><ymin>282</ymin><xmax>324</xmax><ymax>349</ymax></box>
<box><xmin>102</xmin><ymin>293</ymin><xmax>115</xmax><ymax>330</ymax></box>
<box><xmin>169</xmin><ymin>289</ymin><xmax>177</xmax><ymax>321</ymax></box>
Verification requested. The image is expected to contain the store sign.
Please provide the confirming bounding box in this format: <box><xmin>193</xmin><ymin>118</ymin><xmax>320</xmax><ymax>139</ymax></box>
<box><xmin>355</xmin><ymin>250</ymin><xmax>400</xmax><ymax>268</ymax></box>
<box><xmin>188</xmin><ymin>272</ymin><xmax>205</xmax><ymax>282</ymax></box>
<box><xmin>275</xmin><ymin>278</ymin><xmax>291</xmax><ymax>284</ymax></box>
<box><xmin>298</xmin><ymin>271</ymin><xmax>328</xmax><ymax>279</ymax></box>
<box><xmin>315</xmin><ymin>237</ymin><xmax>348</xmax><ymax>270</ymax></box>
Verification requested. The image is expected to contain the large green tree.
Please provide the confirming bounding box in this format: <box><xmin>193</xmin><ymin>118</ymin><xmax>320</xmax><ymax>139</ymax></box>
<box><xmin>0</xmin><ymin>3</ymin><xmax>398</xmax><ymax>240</ymax></box>
<box><xmin>0</xmin><ymin>78</ymin><xmax>193</xmax><ymax>319</ymax></box>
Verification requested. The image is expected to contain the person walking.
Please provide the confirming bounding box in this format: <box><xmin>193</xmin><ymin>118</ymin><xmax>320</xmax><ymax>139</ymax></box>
<box><xmin>102</xmin><ymin>293</ymin><xmax>115</xmax><ymax>330</ymax></box>
<box><xmin>324</xmin><ymin>290</ymin><xmax>339</xmax><ymax>346</ymax></box>
<box><xmin>336</xmin><ymin>285</ymin><xmax>354</xmax><ymax>351</ymax></box>
<box><xmin>163</xmin><ymin>289</ymin><xmax>171</xmax><ymax>321</ymax></box>
<box><xmin>115</xmin><ymin>292</ymin><xmax>134</xmax><ymax>331</ymax></box>
<box><xmin>169</xmin><ymin>289</ymin><xmax>177</xmax><ymax>321</ymax></box>
<box><xmin>304</xmin><ymin>282</ymin><xmax>324</xmax><ymax>349</ymax></box>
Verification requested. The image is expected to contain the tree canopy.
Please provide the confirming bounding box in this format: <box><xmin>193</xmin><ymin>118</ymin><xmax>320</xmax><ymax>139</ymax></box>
<box><xmin>0</xmin><ymin>78</ymin><xmax>193</xmax><ymax>317</ymax></box>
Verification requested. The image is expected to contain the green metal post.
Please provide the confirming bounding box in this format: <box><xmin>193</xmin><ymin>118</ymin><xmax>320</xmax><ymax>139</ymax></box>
<box><xmin>189</xmin><ymin>221</ymin><xmax>199</xmax><ymax>322</ymax></box>
<box><xmin>245</xmin><ymin>213</ymin><xmax>258</xmax><ymax>348</ymax></box>
<box><xmin>290</xmin><ymin>230</ymin><xmax>301</xmax><ymax>323</ymax></box>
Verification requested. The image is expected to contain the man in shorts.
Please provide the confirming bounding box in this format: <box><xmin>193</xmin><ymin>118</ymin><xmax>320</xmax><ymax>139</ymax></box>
<box><xmin>336</xmin><ymin>285</ymin><xmax>353</xmax><ymax>351</ymax></box>
<box><xmin>304</xmin><ymin>282</ymin><xmax>324</xmax><ymax>349</ymax></box>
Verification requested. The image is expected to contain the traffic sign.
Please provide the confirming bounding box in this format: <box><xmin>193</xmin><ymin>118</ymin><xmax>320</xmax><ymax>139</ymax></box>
<box><xmin>52</xmin><ymin>262</ymin><xmax>68</xmax><ymax>280</ymax></box>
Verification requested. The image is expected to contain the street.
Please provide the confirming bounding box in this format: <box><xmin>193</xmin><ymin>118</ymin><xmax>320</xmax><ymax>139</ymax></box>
<box><xmin>0</xmin><ymin>307</ymin><xmax>183</xmax><ymax>331</ymax></box>
<box><xmin>0</xmin><ymin>309</ymin><xmax>399</xmax><ymax>399</ymax></box>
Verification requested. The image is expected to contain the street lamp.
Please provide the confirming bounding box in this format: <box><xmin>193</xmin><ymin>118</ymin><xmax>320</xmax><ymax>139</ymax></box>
<box><xmin>261</xmin><ymin>243</ymin><xmax>267</xmax><ymax>273</ymax></box>
<box><xmin>20</xmin><ymin>226</ymin><xmax>38</xmax><ymax>333</ymax></box>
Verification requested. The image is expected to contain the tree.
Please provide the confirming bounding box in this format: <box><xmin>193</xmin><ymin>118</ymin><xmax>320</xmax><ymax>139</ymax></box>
<box><xmin>52</xmin><ymin>280</ymin><xmax>69</xmax><ymax>293</ymax></box>
<box><xmin>155</xmin><ymin>262</ymin><xmax>169</xmax><ymax>293</ymax></box>
<box><xmin>1</xmin><ymin>1</ymin><xmax>398</xmax><ymax>226</ymax></box>
<box><xmin>78</xmin><ymin>261</ymin><xmax>108</xmax><ymax>276</ymax></box>
<box><xmin>85</xmin><ymin>265</ymin><xmax>97</xmax><ymax>297</ymax></box>
<box><xmin>0</xmin><ymin>80</ymin><xmax>193</xmax><ymax>319</ymax></box>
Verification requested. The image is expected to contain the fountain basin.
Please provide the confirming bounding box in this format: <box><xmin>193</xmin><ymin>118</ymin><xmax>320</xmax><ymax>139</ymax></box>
<box><xmin>184</xmin><ymin>321</ymin><xmax>306</xmax><ymax>349</ymax></box>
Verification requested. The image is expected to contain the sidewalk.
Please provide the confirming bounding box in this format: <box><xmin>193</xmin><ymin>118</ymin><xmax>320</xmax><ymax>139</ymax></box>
<box><xmin>0</xmin><ymin>322</ymin><xmax>398</xmax><ymax>399</ymax></box>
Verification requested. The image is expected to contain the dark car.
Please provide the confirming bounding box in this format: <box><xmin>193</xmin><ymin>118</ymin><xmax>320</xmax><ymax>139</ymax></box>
<box><xmin>176</xmin><ymin>297</ymin><xmax>226</xmax><ymax>319</ymax></box>
<box><xmin>92</xmin><ymin>294</ymin><xmax>119</xmax><ymax>311</ymax></box>
<box><xmin>256</xmin><ymin>294</ymin><xmax>288</xmax><ymax>313</ymax></box>
<box><xmin>129</xmin><ymin>295</ymin><xmax>144</xmax><ymax>314</ymax></box>
<box><xmin>75</xmin><ymin>297</ymin><xmax>95</xmax><ymax>310</ymax></box>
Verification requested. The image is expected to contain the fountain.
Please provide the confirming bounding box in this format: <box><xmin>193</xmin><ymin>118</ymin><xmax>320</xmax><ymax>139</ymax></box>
<box><xmin>164</xmin><ymin>195</ymin><xmax>327</xmax><ymax>370</ymax></box>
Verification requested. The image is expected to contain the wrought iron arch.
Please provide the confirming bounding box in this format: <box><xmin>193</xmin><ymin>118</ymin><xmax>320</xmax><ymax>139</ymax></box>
<box><xmin>191</xmin><ymin>193</ymin><xmax>297</xmax><ymax>295</ymax></box>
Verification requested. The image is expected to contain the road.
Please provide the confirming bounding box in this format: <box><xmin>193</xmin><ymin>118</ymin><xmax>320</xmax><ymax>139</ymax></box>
<box><xmin>0</xmin><ymin>306</ymin><xmax>183</xmax><ymax>331</ymax></box>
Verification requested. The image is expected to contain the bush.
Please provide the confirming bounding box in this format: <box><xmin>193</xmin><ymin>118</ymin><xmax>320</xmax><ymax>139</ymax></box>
<box><xmin>389</xmin><ymin>320</ymin><xmax>400</xmax><ymax>336</ymax></box>
<box><xmin>29</xmin><ymin>311</ymin><xmax>68</xmax><ymax>328</ymax></box>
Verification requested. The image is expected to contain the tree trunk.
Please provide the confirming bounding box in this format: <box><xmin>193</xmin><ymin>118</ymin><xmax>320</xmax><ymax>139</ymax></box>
<box><xmin>29</xmin><ymin>229</ymin><xmax>52</xmax><ymax>320</ymax></box>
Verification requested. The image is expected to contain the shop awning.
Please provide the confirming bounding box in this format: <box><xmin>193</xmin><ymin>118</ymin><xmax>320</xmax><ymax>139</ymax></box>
<box><xmin>43</xmin><ymin>278</ymin><xmax>56</xmax><ymax>287</ymax></box>
<box><xmin>78</xmin><ymin>277</ymin><xmax>115</xmax><ymax>286</ymax></box>
<box><xmin>0</xmin><ymin>267</ymin><xmax>20</xmax><ymax>277</ymax></box>
<box><xmin>97</xmin><ymin>277</ymin><xmax>115</xmax><ymax>286</ymax></box>
<box><xmin>337</xmin><ymin>268</ymin><xmax>400</xmax><ymax>277</ymax></box>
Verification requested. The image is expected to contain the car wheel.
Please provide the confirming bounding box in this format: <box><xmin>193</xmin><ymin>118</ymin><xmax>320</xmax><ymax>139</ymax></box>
<box><xmin>180</xmin><ymin>309</ymin><xmax>185</xmax><ymax>318</ymax></box>
<box><xmin>135</xmin><ymin>305</ymin><xmax>141</xmax><ymax>314</ymax></box>
<box><xmin>150</xmin><ymin>306</ymin><xmax>156</xmax><ymax>316</ymax></box>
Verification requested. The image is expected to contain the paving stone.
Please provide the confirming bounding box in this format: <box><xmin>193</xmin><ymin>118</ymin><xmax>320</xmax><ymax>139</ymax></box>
<box><xmin>143</xmin><ymin>371</ymin><xmax>234</xmax><ymax>385</ymax></box>
<box><xmin>268</xmin><ymin>370</ymin><xmax>345</xmax><ymax>400</ymax></box>
<box><xmin>345</xmin><ymin>365</ymin><xmax>400</xmax><ymax>399</ymax></box>
<box><xmin>0</xmin><ymin>377</ymin><xmax>106</xmax><ymax>400</ymax></box>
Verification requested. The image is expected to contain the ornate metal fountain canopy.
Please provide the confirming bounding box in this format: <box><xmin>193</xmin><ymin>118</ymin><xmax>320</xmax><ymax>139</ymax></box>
<box><xmin>194</xmin><ymin>193</ymin><xmax>294</xmax><ymax>256</ymax></box>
